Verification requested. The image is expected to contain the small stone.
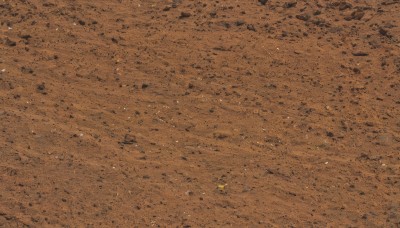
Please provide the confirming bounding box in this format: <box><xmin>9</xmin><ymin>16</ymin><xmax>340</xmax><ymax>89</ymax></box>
<box><xmin>259</xmin><ymin>0</ymin><xmax>268</xmax><ymax>5</ymax></box>
<box><xmin>345</xmin><ymin>10</ymin><xmax>365</xmax><ymax>21</ymax></box>
<box><xmin>283</xmin><ymin>2</ymin><xmax>297</xmax><ymax>8</ymax></box>
<box><xmin>247</xmin><ymin>24</ymin><xmax>256</xmax><ymax>31</ymax></box>
<box><xmin>221</xmin><ymin>22</ymin><xmax>231</xmax><ymax>29</ymax></box>
<box><xmin>326</xmin><ymin>131</ymin><xmax>334</xmax><ymax>137</ymax></box>
<box><xmin>142</xmin><ymin>83</ymin><xmax>149</xmax><ymax>89</ymax></box>
<box><xmin>339</xmin><ymin>2</ymin><xmax>352</xmax><ymax>11</ymax></box>
<box><xmin>209</xmin><ymin>11</ymin><xmax>217</xmax><ymax>18</ymax></box>
<box><xmin>296</xmin><ymin>14</ymin><xmax>310</xmax><ymax>21</ymax></box>
<box><xmin>172</xmin><ymin>0</ymin><xmax>179</xmax><ymax>8</ymax></box>
<box><xmin>314</xmin><ymin>10</ymin><xmax>322</xmax><ymax>16</ymax></box>
<box><xmin>377</xmin><ymin>134</ymin><xmax>392</xmax><ymax>146</ymax></box>
<box><xmin>180</xmin><ymin>12</ymin><xmax>191</xmax><ymax>18</ymax></box>
<box><xmin>4</xmin><ymin>38</ymin><xmax>16</xmax><ymax>47</ymax></box>
<box><xmin>20</xmin><ymin>35</ymin><xmax>32</xmax><ymax>40</ymax></box>
<box><xmin>379</xmin><ymin>28</ymin><xmax>389</xmax><ymax>37</ymax></box>
<box><xmin>122</xmin><ymin>134</ymin><xmax>137</xmax><ymax>144</ymax></box>
<box><xmin>352</xmin><ymin>52</ymin><xmax>369</xmax><ymax>56</ymax></box>
<box><xmin>351</xmin><ymin>10</ymin><xmax>365</xmax><ymax>20</ymax></box>
<box><xmin>37</xmin><ymin>83</ymin><xmax>47</xmax><ymax>94</ymax></box>
<box><xmin>235</xmin><ymin>20</ymin><xmax>245</xmax><ymax>26</ymax></box>
<box><xmin>353</xmin><ymin>68</ymin><xmax>361</xmax><ymax>74</ymax></box>
<box><xmin>21</xmin><ymin>66</ymin><xmax>34</xmax><ymax>74</ymax></box>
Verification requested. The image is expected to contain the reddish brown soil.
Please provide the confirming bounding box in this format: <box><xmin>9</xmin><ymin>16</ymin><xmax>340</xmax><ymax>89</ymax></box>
<box><xmin>1</xmin><ymin>0</ymin><xmax>399</xmax><ymax>227</ymax></box>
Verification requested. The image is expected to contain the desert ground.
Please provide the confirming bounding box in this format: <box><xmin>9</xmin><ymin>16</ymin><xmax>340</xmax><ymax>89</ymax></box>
<box><xmin>1</xmin><ymin>0</ymin><xmax>399</xmax><ymax>227</ymax></box>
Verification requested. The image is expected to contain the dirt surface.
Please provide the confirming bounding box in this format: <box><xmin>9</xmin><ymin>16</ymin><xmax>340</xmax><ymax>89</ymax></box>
<box><xmin>1</xmin><ymin>0</ymin><xmax>399</xmax><ymax>227</ymax></box>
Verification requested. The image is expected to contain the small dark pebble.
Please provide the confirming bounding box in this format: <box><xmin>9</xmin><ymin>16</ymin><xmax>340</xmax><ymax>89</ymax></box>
<box><xmin>379</xmin><ymin>28</ymin><xmax>390</xmax><ymax>37</ymax></box>
<box><xmin>222</xmin><ymin>22</ymin><xmax>231</xmax><ymax>29</ymax></box>
<box><xmin>180</xmin><ymin>12</ymin><xmax>191</xmax><ymax>18</ymax></box>
<box><xmin>353</xmin><ymin>68</ymin><xmax>361</xmax><ymax>74</ymax></box>
<box><xmin>247</xmin><ymin>24</ymin><xmax>256</xmax><ymax>31</ymax></box>
<box><xmin>235</xmin><ymin>20</ymin><xmax>245</xmax><ymax>26</ymax></box>
<box><xmin>142</xmin><ymin>83</ymin><xmax>149</xmax><ymax>89</ymax></box>
<box><xmin>111</xmin><ymin>37</ymin><xmax>118</xmax><ymax>44</ymax></box>
<box><xmin>37</xmin><ymin>83</ymin><xmax>47</xmax><ymax>94</ymax></box>
<box><xmin>21</xmin><ymin>66</ymin><xmax>34</xmax><ymax>74</ymax></box>
<box><xmin>326</xmin><ymin>132</ymin><xmax>334</xmax><ymax>137</ymax></box>
<box><xmin>4</xmin><ymin>38</ymin><xmax>16</xmax><ymax>47</ymax></box>
<box><xmin>339</xmin><ymin>2</ymin><xmax>352</xmax><ymax>11</ymax></box>
<box><xmin>352</xmin><ymin>52</ymin><xmax>369</xmax><ymax>56</ymax></box>
<box><xmin>345</xmin><ymin>10</ymin><xmax>364</xmax><ymax>21</ymax></box>
<box><xmin>20</xmin><ymin>35</ymin><xmax>32</xmax><ymax>40</ymax></box>
<box><xmin>351</xmin><ymin>10</ymin><xmax>365</xmax><ymax>20</ymax></box>
<box><xmin>122</xmin><ymin>134</ymin><xmax>137</xmax><ymax>144</ymax></box>
<box><xmin>284</xmin><ymin>2</ymin><xmax>297</xmax><ymax>8</ymax></box>
<box><xmin>171</xmin><ymin>0</ymin><xmax>179</xmax><ymax>8</ymax></box>
<box><xmin>209</xmin><ymin>11</ymin><xmax>217</xmax><ymax>17</ymax></box>
<box><xmin>296</xmin><ymin>14</ymin><xmax>310</xmax><ymax>21</ymax></box>
<box><xmin>314</xmin><ymin>10</ymin><xmax>322</xmax><ymax>16</ymax></box>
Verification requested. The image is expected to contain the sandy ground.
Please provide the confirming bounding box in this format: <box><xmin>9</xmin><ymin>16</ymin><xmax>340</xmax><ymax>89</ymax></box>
<box><xmin>1</xmin><ymin>0</ymin><xmax>399</xmax><ymax>227</ymax></box>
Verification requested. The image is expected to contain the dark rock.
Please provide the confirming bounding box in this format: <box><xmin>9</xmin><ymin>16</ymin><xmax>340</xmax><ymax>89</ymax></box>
<box><xmin>379</xmin><ymin>28</ymin><xmax>390</xmax><ymax>37</ymax></box>
<box><xmin>221</xmin><ymin>22</ymin><xmax>231</xmax><ymax>29</ymax></box>
<box><xmin>345</xmin><ymin>10</ymin><xmax>365</xmax><ymax>20</ymax></box>
<box><xmin>247</xmin><ymin>24</ymin><xmax>256</xmax><ymax>31</ymax></box>
<box><xmin>296</xmin><ymin>14</ymin><xmax>310</xmax><ymax>21</ymax></box>
<box><xmin>4</xmin><ymin>38</ymin><xmax>16</xmax><ymax>46</ymax></box>
<box><xmin>351</xmin><ymin>10</ymin><xmax>365</xmax><ymax>20</ymax></box>
<box><xmin>122</xmin><ymin>134</ymin><xmax>137</xmax><ymax>144</ymax></box>
<box><xmin>172</xmin><ymin>0</ymin><xmax>180</xmax><ymax>8</ymax></box>
<box><xmin>20</xmin><ymin>35</ymin><xmax>32</xmax><ymax>40</ymax></box>
<box><xmin>235</xmin><ymin>20</ymin><xmax>245</xmax><ymax>26</ymax></box>
<box><xmin>37</xmin><ymin>83</ymin><xmax>47</xmax><ymax>94</ymax></box>
<box><xmin>21</xmin><ymin>66</ymin><xmax>34</xmax><ymax>74</ymax></box>
<box><xmin>326</xmin><ymin>131</ymin><xmax>334</xmax><ymax>137</ymax></box>
<box><xmin>338</xmin><ymin>2</ymin><xmax>352</xmax><ymax>11</ymax></box>
<box><xmin>213</xmin><ymin>131</ymin><xmax>229</xmax><ymax>140</ymax></box>
<box><xmin>209</xmin><ymin>11</ymin><xmax>217</xmax><ymax>18</ymax></box>
<box><xmin>111</xmin><ymin>37</ymin><xmax>118</xmax><ymax>44</ymax></box>
<box><xmin>314</xmin><ymin>10</ymin><xmax>322</xmax><ymax>16</ymax></box>
<box><xmin>180</xmin><ymin>12</ymin><xmax>191</xmax><ymax>18</ymax></box>
<box><xmin>142</xmin><ymin>83</ymin><xmax>149</xmax><ymax>89</ymax></box>
<box><xmin>259</xmin><ymin>0</ymin><xmax>268</xmax><ymax>5</ymax></box>
<box><xmin>283</xmin><ymin>2</ymin><xmax>297</xmax><ymax>8</ymax></box>
<box><xmin>352</xmin><ymin>52</ymin><xmax>369</xmax><ymax>56</ymax></box>
<box><xmin>358</xmin><ymin>153</ymin><xmax>370</xmax><ymax>160</ymax></box>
